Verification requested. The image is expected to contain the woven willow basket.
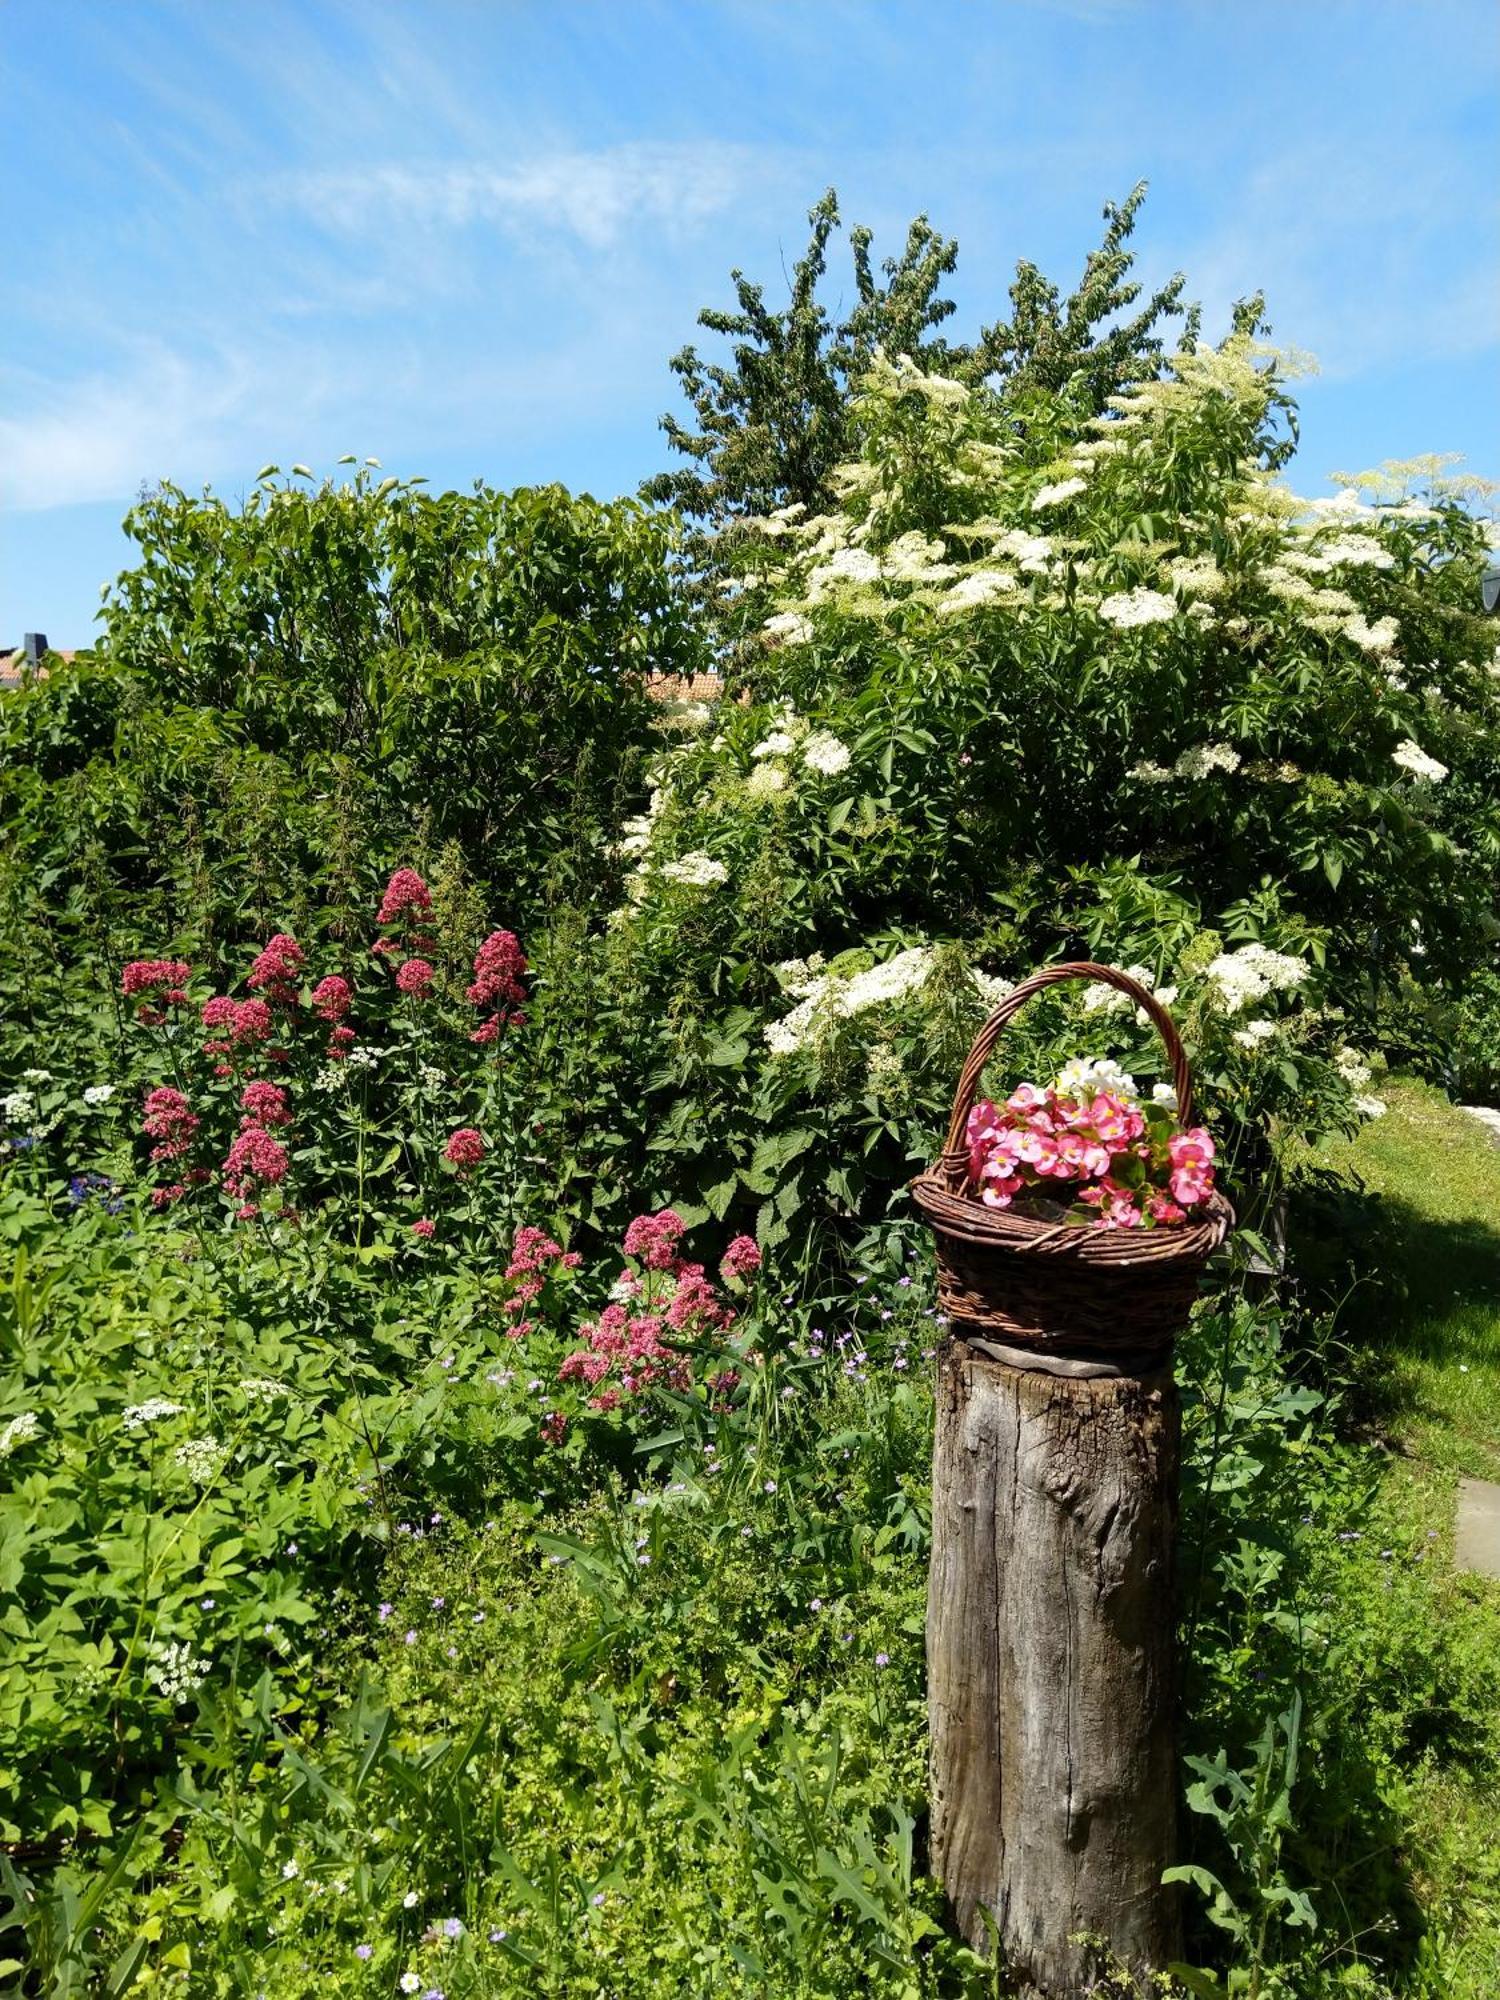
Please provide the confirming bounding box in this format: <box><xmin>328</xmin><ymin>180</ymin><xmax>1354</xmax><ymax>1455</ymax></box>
<box><xmin>911</xmin><ymin>961</ymin><xmax>1233</xmax><ymax>1363</ymax></box>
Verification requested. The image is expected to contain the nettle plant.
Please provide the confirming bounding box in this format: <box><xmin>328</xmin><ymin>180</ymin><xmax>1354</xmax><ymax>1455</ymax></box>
<box><xmin>113</xmin><ymin>867</ymin><xmax>534</xmax><ymax>1243</ymax></box>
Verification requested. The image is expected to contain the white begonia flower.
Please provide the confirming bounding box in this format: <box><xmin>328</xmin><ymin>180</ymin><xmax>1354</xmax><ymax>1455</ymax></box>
<box><xmin>938</xmin><ymin>570</ymin><xmax>1017</xmax><ymax>613</ymax></box>
<box><xmin>1099</xmin><ymin>587</ymin><xmax>1177</xmax><ymax>629</ymax></box>
<box><xmin>83</xmin><ymin>1084</ymin><xmax>115</xmax><ymax>1106</ymax></box>
<box><xmin>752</xmin><ymin>731</ymin><xmax>796</xmax><ymax>760</ymax></box>
<box><xmin>0</xmin><ymin>1411</ymin><xmax>41</xmax><ymax>1457</ymax></box>
<box><xmin>745</xmin><ymin>762</ymin><xmax>789</xmax><ymax>799</ymax></box>
<box><xmin>1151</xmin><ymin>1082</ymin><xmax>1179</xmax><ymax>1109</ymax></box>
<box><xmin>762</xmin><ymin>611</ymin><xmax>813</xmax><ymax>646</ymax></box>
<box><xmin>801</xmin><ymin>731</ymin><xmax>851</xmax><ymax>776</ymax></box>
<box><xmin>1055</xmin><ymin>1056</ymin><xmax>1138</xmax><ymax>1102</ymax></box>
<box><xmin>659</xmin><ymin>852</ymin><xmax>729</xmax><ymax>889</ymax></box>
<box><xmin>1391</xmin><ymin>739</ymin><xmax>1448</xmax><ymax>783</ymax></box>
<box><xmin>1031</xmin><ymin>476</ymin><xmax>1087</xmax><ymax>510</ymax></box>
<box><xmin>1174</xmin><ymin>743</ymin><xmax>1242</xmax><ymax>780</ymax></box>
<box><xmin>122</xmin><ymin>1398</ymin><xmax>185</xmax><ymax>1430</ymax></box>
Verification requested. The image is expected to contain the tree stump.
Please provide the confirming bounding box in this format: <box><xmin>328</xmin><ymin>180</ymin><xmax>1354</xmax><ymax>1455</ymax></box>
<box><xmin>927</xmin><ymin>1337</ymin><xmax>1181</xmax><ymax>1996</ymax></box>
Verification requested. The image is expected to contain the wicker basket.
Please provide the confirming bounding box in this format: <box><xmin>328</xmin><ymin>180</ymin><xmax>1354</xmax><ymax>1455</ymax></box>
<box><xmin>911</xmin><ymin>961</ymin><xmax>1233</xmax><ymax>1364</ymax></box>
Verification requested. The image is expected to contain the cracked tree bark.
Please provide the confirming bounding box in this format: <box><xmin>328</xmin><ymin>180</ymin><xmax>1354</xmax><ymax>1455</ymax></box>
<box><xmin>928</xmin><ymin>1338</ymin><xmax>1181</xmax><ymax>1996</ymax></box>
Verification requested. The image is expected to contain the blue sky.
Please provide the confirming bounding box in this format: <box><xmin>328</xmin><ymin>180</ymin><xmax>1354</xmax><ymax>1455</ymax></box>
<box><xmin>3</xmin><ymin>0</ymin><xmax>1497</xmax><ymax>646</ymax></box>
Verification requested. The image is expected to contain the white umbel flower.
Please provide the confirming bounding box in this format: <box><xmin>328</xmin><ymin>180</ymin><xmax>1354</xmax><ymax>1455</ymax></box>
<box><xmin>148</xmin><ymin>1640</ymin><xmax>211</xmax><ymax>1704</ymax></box>
<box><xmin>122</xmin><ymin>1398</ymin><xmax>185</xmax><ymax>1430</ymax></box>
<box><xmin>752</xmin><ymin>731</ymin><xmax>797</xmax><ymax>760</ymax></box>
<box><xmin>762</xmin><ymin>611</ymin><xmax>813</xmax><ymax>646</ymax></box>
<box><xmin>745</xmin><ymin>763</ymin><xmax>789</xmax><ymax>799</ymax></box>
<box><xmin>83</xmin><ymin>1084</ymin><xmax>116</xmax><ymax>1106</ymax></box>
<box><xmin>1031</xmin><ymin>477</ymin><xmax>1086</xmax><ymax>510</ymax></box>
<box><xmin>1174</xmin><ymin>743</ymin><xmax>1242</xmax><ymax>779</ymax></box>
<box><xmin>1204</xmin><ymin>944</ymin><xmax>1309</xmax><ymax>1012</ymax></box>
<box><xmin>801</xmin><ymin>731</ymin><xmax>851</xmax><ymax>776</ymax></box>
<box><xmin>1391</xmin><ymin>739</ymin><xmax>1448</xmax><ymax>783</ymax></box>
<box><xmin>1099</xmin><ymin>587</ymin><xmax>1177</xmax><ymax>629</ymax></box>
<box><xmin>938</xmin><ymin>570</ymin><xmax>1016</xmax><ymax>614</ymax></box>
<box><xmin>660</xmin><ymin>852</ymin><xmax>729</xmax><ymax>889</ymax></box>
<box><xmin>0</xmin><ymin>1411</ymin><xmax>41</xmax><ymax>1457</ymax></box>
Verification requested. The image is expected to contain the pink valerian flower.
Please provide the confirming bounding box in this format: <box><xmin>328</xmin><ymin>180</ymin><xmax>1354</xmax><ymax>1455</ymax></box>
<box><xmin>965</xmin><ymin>1077</ymin><xmax>1215</xmax><ymax>1230</ymax></box>
<box><xmin>151</xmin><ymin>1182</ymin><xmax>187</xmax><ymax>1209</ymax></box>
<box><xmin>395</xmin><ymin>957</ymin><xmax>435</xmax><ymax>998</ymax></box>
<box><xmin>142</xmin><ymin>1087</ymin><xmax>200</xmax><ymax>1161</ymax></box>
<box><xmin>411</xmin><ymin>1218</ymin><xmax>436</xmax><ymax>1239</ymax></box>
<box><xmin>246</xmin><ymin>934</ymin><xmax>305</xmax><ymax>1007</ymax></box>
<box><xmin>310</xmin><ymin>974</ymin><xmax>353</xmax><ymax>1022</ymax></box>
<box><xmin>121</xmin><ymin>959</ymin><xmax>192</xmax><ymax>1023</ymax></box>
<box><xmin>223</xmin><ymin>1123</ymin><xmax>290</xmax><ymax>1201</ymax></box>
<box><xmin>327</xmin><ymin>1024</ymin><xmax>356</xmax><ymax>1058</ymax></box>
<box><xmin>201</xmin><ymin>995</ymin><xmax>274</xmax><ymax>1059</ymax></box>
<box><xmin>377</xmin><ymin>868</ymin><xmax>433</xmax><ymax>927</ymax></box>
<box><xmin>239</xmin><ymin>1080</ymin><xmax>291</xmax><ymax>1129</ymax></box>
<box><xmin>539</xmin><ymin>1411</ymin><xmax>568</xmax><ymax>1446</ymax></box>
<box><xmin>720</xmin><ymin>1235</ymin><xmax>762</xmax><ymax>1283</ymax></box>
<box><xmin>622</xmin><ymin>1208</ymin><xmax>687</xmax><ymax>1273</ymax></box>
<box><xmin>467</xmin><ymin>929</ymin><xmax>528</xmax><ymax>1042</ymax></box>
<box><xmin>443</xmin><ymin>1126</ymin><xmax>485</xmax><ymax>1174</ymax></box>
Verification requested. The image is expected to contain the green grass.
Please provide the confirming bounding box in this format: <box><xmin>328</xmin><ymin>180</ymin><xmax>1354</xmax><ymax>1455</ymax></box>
<box><xmin>1314</xmin><ymin>1077</ymin><xmax>1500</xmax><ymax>1482</ymax></box>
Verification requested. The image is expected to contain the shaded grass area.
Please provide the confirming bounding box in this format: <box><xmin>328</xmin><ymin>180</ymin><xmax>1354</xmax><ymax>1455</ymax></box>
<box><xmin>1291</xmin><ymin>1079</ymin><xmax>1500</xmax><ymax>1994</ymax></box>
<box><xmin>1297</xmin><ymin>1077</ymin><xmax>1500</xmax><ymax>1481</ymax></box>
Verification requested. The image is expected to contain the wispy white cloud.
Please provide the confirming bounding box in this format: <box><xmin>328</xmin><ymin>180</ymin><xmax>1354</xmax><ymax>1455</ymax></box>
<box><xmin>263</xmin><ymin>142</ymin><xmax>773</xmax><ymax>249</ymax></box>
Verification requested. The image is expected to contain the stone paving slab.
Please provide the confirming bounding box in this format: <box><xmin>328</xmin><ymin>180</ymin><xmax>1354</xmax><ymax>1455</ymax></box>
<box><xmin>1456</xmin><ymin>1478</ymin><xmax>1500</xmax><ymax>1579</ymax></box>
<box><xmin>1459</xmin><ymin>1104</ymin><xmax>1500</xmax><ymax>1146</ymax></box>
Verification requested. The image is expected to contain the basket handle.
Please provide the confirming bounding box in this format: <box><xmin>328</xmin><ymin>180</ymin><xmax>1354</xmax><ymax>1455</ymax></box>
<box><xmin>941</xmin><ymin>960</ymin><xmax>1196</xmax><ymax>1157</ymax></box>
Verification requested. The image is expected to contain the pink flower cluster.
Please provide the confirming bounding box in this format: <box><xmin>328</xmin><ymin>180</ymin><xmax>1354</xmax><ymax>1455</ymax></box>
<box><xmin>247</xmin><ymin>933</ymin><xmax>305</xmax><ymax>1008</ymax></box>
<box><xmin>239</xmin><ymin>1080</ymin><xmax>291</xmax><ymax>1129</ymax></box>
<box><xmin>377</xmin><ymin>868</ymin><xmax>432</xmax><ymax>927</ymax></box>
<box><xmin>395</xmin><ymin>957</ymin><xmax>435</xmax><ymax>998</ymax></box>
<box><xmin>555</xmin><ymin>1208</ymin><xmax>735</xmax><ymax>1417</ymax></box>
<box><xmin>719</xmin><ymin>1234</ymin><xmax>762</xmax><ymax>1283</ymax></box>
<box><xmin>468</xmin><ymin>930</ymin><xmax>527</xmax><ymax>1044</ymax></box>
<box><xmin>121</xmin><ymin>959</ymin><xmax>192</xmax><ymax>1025</ymax></box>
<box><xmin>223</xmin><ymin>1122</ymin><xmax>290</xmax><ymax>1213</ymax></box>
<box><xmin>966</xmin><ymin>1080</ymin><xmax>1217</xmax><ymax>1232</ymax></box>
<box><xmin>310</xmin><ymin>973</ymin><xmax>357</xmax><ymax>1057</ymax></box>
<box><xmin>443</xmin><ymin>1126</ymin><xmax>486</xmax><ymax>1174</ymax></box>
<box><xmin>142</xmin><ymin>1086</ymin><xmax>199</xmax><ymax>1161</ymax></box>
<box><xmin>500</xmin><ymin>1224</ymin><xmax>581</xmax><ymax>1336</ymax></box>
<box><xmin>201</xmin><ymin>993</ymin><xmax>274</xmax><ymax>1072</ymax></box>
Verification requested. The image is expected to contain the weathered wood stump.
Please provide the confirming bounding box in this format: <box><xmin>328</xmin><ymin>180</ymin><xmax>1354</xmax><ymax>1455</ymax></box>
<box><xmin>927</xmin><ymin>1337</ymin><xmax>1181</xmax><ymax>1996</ymax></box>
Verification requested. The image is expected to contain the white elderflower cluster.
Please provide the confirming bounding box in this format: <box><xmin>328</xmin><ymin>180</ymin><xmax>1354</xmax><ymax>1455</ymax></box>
<box><xmin>148</xmin><ymin>1640</ymin><xmax>211</xmax><ymax>1704</ymax></box>
<box><xmin>1081</xmin><ymin>965</ymin><xmax>1158</xmax><ymax>1016</ymax></box>
<box><xmin>659</xmin><ymin>852</ymin><xmax>729</xmax><ymax>889</ymax></box>
<box><xmin>993</xmin><ymin>528</ymin><xmax>1053</xmax><ymax>573</ymax></box>
<box><xmin>619</xmin><ymin>790</ymin><xmax>666</xmax><ymax>858</ymax></box>
<box><xmin>1334</xmin><ymin>1046</ymin><xmax>1374</xmax><ymax>1089</ymax></box>
<box><xmin>865</xmin><ymin>1044</ymin><xmax>908</xmax><ymax>1093</ymax></box>
<box><xmin>654</xmin><ymin>700</ymin><xmax>713</xmax><ymax>735</ymax></box>
<box><xmin>0</xmin><ymin>1411</ymin><xmax>41</xmax><ymax>1457</ymax></box>
<box><xmin>313</xmin><ymin>1063</ymin><xmax>348</xmax><ymax>1093</ymax></box>
<box><xmin>762</xmin><ymin>611</ymin><xmax>813</xmax><ymax>647</ymax></box>
<box><xmin>1343</xmin><ymin>613</ymin><xmax>1400</xmax><ymax>656</ymax></box>
<box><xmin>774</xmin><ymin>953</ymin><xmax>828</xmax><ymax>998</ymax></box>
<box><xmin>971</xmin><ymin>969</ymin><xmax>1014</xmax><ymax>1011</ymax></box>
<box><xmin>173</xmin><ymin>1436</ymin><xmax>229</xmax><ymax>1483</ymax></box>
<box><xmin>1128</xmin><ymin>760</ymin><xmax>1174</xmax><ymax>784</ymax></box>
<box><xmin>745</xmin><ymin>763</ymin><xmax>789</xmax><ymax>800</ymax></box>
<box><xmin>1204</xmin><ymin>944</ymin><xmax>1310</xmax><ymax>1012</ymax></box>
<box><xmin>1391</xmin><ymin>739</ymin><xmax>1448</xmax><ymax>783</ymax></box>
<box><xmin>751</xmin><ymin>731</ymin><xmax>797</xmax><ymax>760</ymax></box>
<box><xmin>1098</xmin><ymin>587</ymin><xmax>1177</xmax><ymax>629</ymax></box>
<box><xmin>1284</xmin><ymin>534</ymin><xmax>1394</xmax><ymax>573</ymax></box>
<box><xmin>1031</xmin><ymin>477</ymin><xmax>1086</xmax><ymax>511</ymax></box>
<box><xmin>765</xmin><ymin>947</ymin><xmax>935</xmax><ymax>1056</ymax></box>
<box><xmin>801</xmin><ymin>731</ymin><xmax>851</xmax><ymax>777</ymax></box>
<box><xmin>1354</xmin><ymin>1094</ymin><xmax>1388</xmax><ymax>1120</ymax></box>
<box><xmin>83</xmin><ymin>1084</ymin><xmax>116</xmax><ymax>1107</ymax></box>
<box><xmin>1233</xmin><ymin>1019</ymin><xmax>1278</xmax><ymax>1049</ymax></box>
<box><xmin>1055</xmin><ymin>1055</ymin><xmax>1138</xmax><ymax>1101</ymax></box>
<box><xmin>807</xmin><ymin>547</ymin><xmax>882</xmax><ymax>597</ymax></box>
<box><xmin>122</xmin><ymin>1397</ymin><xmax>185</xmax><ymax>1430</ymax></box>
<box><xmin>1174</xmin><ymin>743</ymin><xmax>1242</xmax><ymax>779</ymax></box>
<box><xmin>1165</xmin><ymin>554</ymin><xmax>1226</xmax><ymax>597</ymax></box>
<box><xmin>881</xmin><ymin>531</ymin><xmax>953</xmax><ymax>583</ymax></box>
<box><xmin>938</xmin><ymin>570</ymin><xmax>1016</xmax><ymax>614</ymax></box>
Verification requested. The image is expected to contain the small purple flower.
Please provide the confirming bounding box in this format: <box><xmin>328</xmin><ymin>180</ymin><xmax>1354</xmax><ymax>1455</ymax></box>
<box><xmin>404</xmin><ymin>1629</ymin><xmax>418</xmax><ymax>1645</ymax></box>
<box><xmin>379</xmin><ymin>1602</ymin><xmax>393</xmax><ymax>1621</ymax></box>
<box><xmin>489</xmin><ymin>1927</ymin><xmax>507</xmax><ymax>1943</ymax></box>
<box><xmin>355</xmin><ymin>1943</ymin><xmax>373</xmax><ymax>1961</ymax></box>
<box><xmin>875</xmin><ymin>1652</ymin><xmax>891</xmax><ymax>1667</ymax></box>
<box><xmin>442</xmin><ymin>1917</ymin><xmax>464</xmax><ymax>1939</ymax></box>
